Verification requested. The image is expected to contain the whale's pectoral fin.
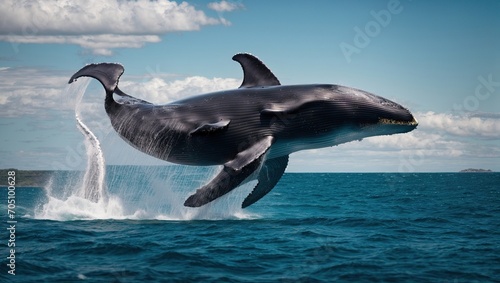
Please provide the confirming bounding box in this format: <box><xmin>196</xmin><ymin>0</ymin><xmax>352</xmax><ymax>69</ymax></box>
<box><xmin>184</xmin><ymin>136</ymin><xmax>273</xmax><ymax>207</ymax></box>
<box><xmin>241</xmin><ymin>155</ymin><xmax>289</xmax><ymax>208</ymax></box>
<box><xmin>190</xmin><ymin>120</ymin><xmax>231</xmax><ymax>136</ymax></box>
<box><xmin>232</xmin><ymin>53</ymin><xmax>281</xmax><ymax>88</ymax></box>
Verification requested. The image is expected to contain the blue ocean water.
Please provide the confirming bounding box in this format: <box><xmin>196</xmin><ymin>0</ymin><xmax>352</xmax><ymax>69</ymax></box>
<box><xmin>1</xmin><ymin>169</ymin><xmax>499</xmax><ymax>282</ymax></box>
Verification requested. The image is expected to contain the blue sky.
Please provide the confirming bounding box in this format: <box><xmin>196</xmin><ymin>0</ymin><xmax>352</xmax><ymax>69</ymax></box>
<box><xmin>1</xmin><ymin>0</ymin><xmax>499</xmax><ymax>172</ymax></box>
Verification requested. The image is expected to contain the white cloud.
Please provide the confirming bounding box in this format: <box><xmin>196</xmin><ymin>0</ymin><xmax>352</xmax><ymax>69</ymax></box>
<box><xmin>417</xmin><ymin>111</ymin><xmax>500</xmax><ymax>138</ymax></box>
<box><xmin>365</xmin><ymin>131</ymin><xmax>468</xmax><ymax>158</ymax></box>
<box><xmin>120</xmin><ymin>76</ymin><xmax>240</xmax><ymax>104</ymax></box>
<box><xmin>365</xmin><ymin>131</ymin><xmax>446</xmax><ymax>150</ymax></box>
<box><xmin>1</xmin><ymin>35</ymin><xmax>162</xmax><ymax>56</ymax></box>
<box><xmin>208</xmin><ymin>1</ymin><xmax>244</xmax><ymax>12</ymax></box>
<box><xmin>0</xmin><ymin>67</ymin><xmax>69</xmax><ymax>117</ymax></box>
<box><xmin>0</xmin><ymin>0</ymin><xmax>230</xmax><ymax>55</ymax></box>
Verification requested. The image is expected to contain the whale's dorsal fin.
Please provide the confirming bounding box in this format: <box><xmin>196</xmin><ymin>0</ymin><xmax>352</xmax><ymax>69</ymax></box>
<box><xmin>184</xmin><ymin>136</ymin><xmax>274</xmax><ymax>207</ymax></box>
<box><xmin>232</xmin><ymin>53</ymin><xmax>281</xmax><ymax>88</ymax></box>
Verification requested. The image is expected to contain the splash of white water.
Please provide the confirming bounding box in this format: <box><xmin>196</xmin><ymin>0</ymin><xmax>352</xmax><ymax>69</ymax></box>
<box><xmin>75</xmin><ymin>115</ymin><xmax>106</xmax><ymax>202</ymax></box>
<box><xmin>35</xmin><ymin>77</ymin><xmax>258</xmax><ymax>221</ymax></box>
<box><xmin>35</xmin><ymin>77</ymin><xmax>125</xmax><ymax>220</ymax></box>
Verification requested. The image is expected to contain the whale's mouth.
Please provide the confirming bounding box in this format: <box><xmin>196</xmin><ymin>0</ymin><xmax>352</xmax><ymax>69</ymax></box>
<box><xmin>378</xmin><ymin>116</ymin><xmax>418</xmax><ymax>127</ymax></box>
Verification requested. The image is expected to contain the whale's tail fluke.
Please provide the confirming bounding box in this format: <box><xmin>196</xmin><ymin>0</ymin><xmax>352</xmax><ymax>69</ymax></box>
<box><xmin>68</xmin><ymin>63</ymin><xmax>151</xmax><ymax>106</ymax></box>
<box><xmin>68</xmin><ymin>63</ymin><xmax>124</xmax><ymax>94</ymax></box>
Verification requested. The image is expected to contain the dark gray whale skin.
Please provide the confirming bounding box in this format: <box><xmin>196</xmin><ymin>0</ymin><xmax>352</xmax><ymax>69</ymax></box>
<box><xmin>69</xmin><ymin>53</ymin><xmax>418</xmax><ymax>208</ymax></box>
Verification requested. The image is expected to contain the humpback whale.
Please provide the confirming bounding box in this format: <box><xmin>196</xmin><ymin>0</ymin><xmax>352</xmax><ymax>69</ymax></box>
<box><xmin>69</xmin><ymin>53</ymin><xmax>418</xmax><ymax>208</ymax></box>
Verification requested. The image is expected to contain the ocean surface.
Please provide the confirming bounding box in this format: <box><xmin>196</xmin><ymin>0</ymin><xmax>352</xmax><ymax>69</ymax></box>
<box><xmin>1</xmin><ymin>168</ymin><xmax>499</xmax><ymax>282</ymax></box>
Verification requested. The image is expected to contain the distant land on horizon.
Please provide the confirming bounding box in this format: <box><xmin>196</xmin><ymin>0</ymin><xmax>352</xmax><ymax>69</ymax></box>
<box><xmin>1</xmin><ymin>169</ymin><xmax>53</xmax><ymax>187</ymax></box>
<box><xmin>459</xmin><ymin>168</ymin><xmax>493</xmax><ymax>173</ymax></box>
